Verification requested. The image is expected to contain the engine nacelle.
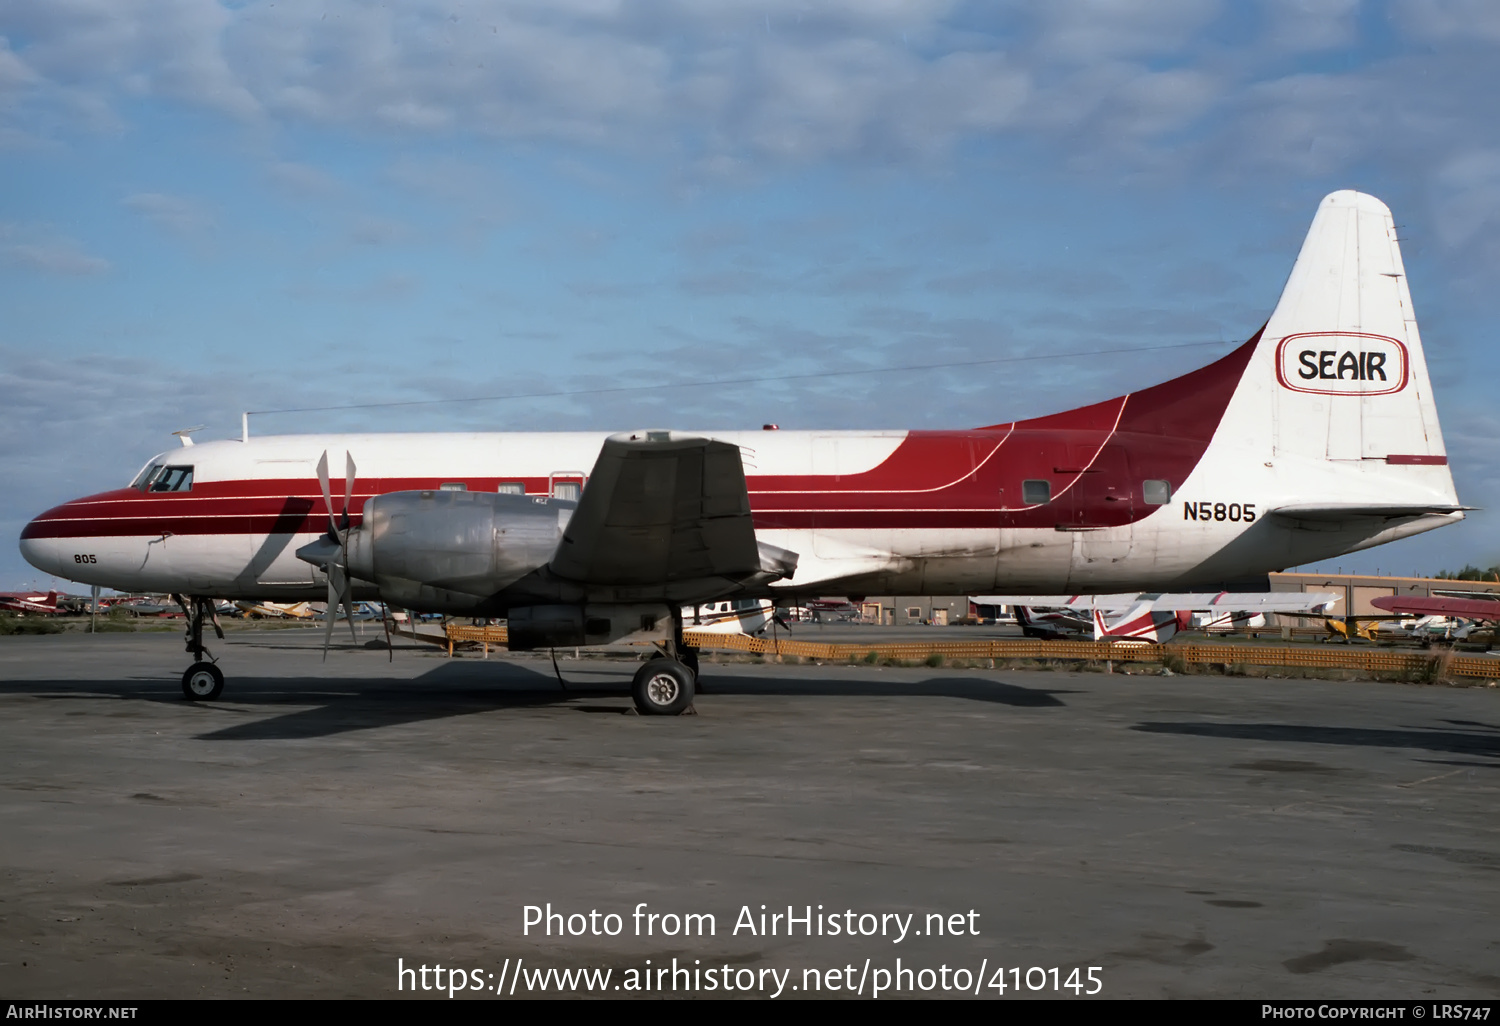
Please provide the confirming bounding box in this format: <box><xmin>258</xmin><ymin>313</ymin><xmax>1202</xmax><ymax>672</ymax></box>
<box><xmin>344</xmin><ymin>490</ymin><xmax>570</xmax><ymax>613</ymax></box>
<box><xmin>506</xmin><ymin>603</ymin><xmax>673</xmax><ymax>650</ymax></box>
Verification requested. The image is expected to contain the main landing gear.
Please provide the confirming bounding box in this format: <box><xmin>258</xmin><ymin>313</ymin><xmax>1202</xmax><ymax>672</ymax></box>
<box><xmin>630</xmin><ymin>614</ymin><xmax>699</xmax><ymax>716</ymax></box>
<box><xmin>176</xmin><ymin>595</ymin><xmax>225</xmax><ymax>701</ymax></box>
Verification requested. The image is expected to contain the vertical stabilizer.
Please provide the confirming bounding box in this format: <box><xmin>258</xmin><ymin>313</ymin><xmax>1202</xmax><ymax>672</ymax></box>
<box><xmin>1260</xmin><ymin>190</ymin><xmax>1447</xmax><ymax>467</ymax></box>
<box><xmin>1188</xmin><ymin>191</ymin><xmax>1459</xmax><ymax>515</ymax></box>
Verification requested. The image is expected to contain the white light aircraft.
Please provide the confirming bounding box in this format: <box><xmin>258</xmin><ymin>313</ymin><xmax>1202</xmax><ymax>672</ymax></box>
<box><xmin>20</xmin><ymin>192</ymin><xmax>1465</xmax><ymax>713</ymax></box>
<box><xmin>682</xmin><ymin>598</ymin><xmax>777</xmax><ymax>636</ymax></box>
<box><xmin>979</xmin><ymin>592</ymin><xmax>1341</xmax><ymax>643</ymax></box>
<box><xmin>234</xmin><ymin>600</ymin><xmax>320</xmax><ymax>620</ymax></box>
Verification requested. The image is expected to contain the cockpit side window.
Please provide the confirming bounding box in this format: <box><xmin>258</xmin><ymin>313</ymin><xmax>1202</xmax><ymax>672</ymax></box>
<box><xmin>148</xmin><ymin>466</ymin><xmax>194</xmax><ymax>493</ymax></box>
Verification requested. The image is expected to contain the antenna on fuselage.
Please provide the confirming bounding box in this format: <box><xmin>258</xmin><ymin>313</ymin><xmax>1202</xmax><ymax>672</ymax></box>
<box><xmin>241</xmin><ymin>412</ymin><xmax>249</xmax><ymax>443</ymax></box>
<box><xmin>171</xmin><ymin>426</ymin><xmax>205</xmax><ymax>448</ymax></box>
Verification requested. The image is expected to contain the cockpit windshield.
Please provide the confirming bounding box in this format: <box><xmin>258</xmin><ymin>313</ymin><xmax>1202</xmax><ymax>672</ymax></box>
<box><xmin>150</xmin><ymin>466</ymin><xmax>194</xmax><ymax>492</ymax></box>
<box><xmin>132</xmin><ymin>462</ymin><xmax>194</xmax><ymax>493</ymax></box>
<box><xmin>130</xmin><ymin>461</ymin><xmax>164</xmax><ymax>491</ymax></box>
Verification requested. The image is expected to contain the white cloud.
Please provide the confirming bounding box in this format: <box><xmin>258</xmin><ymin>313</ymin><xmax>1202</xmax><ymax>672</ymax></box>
<box><xmin>0</xmin><ymin>0</ymin><xmax>1479</xmax><ymax>201</ymax></box>
<box><xmin>0</xmin><ymin>35</ymin><xmax>37</xmax><ymax>94</ymax></box>
<box><xmin>343</xmin><ymin>215</ymin><xmax>412</xmax><ymax>248</ymax></box>
<box><xmin>1431</xmin><ymin>149</ymin><xmax>1500</xmax><ymax>247</ymax></box>
<box><xmin>0</xmin><ymin>223</ymin><xmax>109</xmax><ymax>274</ymax></box>
<box><xmin>0</xmin><ymin>0</ymin><xmax>1227</xmax><ymax>167</ymax></box>
<box><xmin>265</xmin><ymin>160</ymin><xmax>340</xmax><ymax>197</ymax></box>
<box><xmin>4</xmin><ymin>241</ymin><xmax>108</xmax><ymax>274</ymax></box>
<box><xmin>1026</xmin><ymin>0</ymin><xmax>1223</xmax><ymax>62</ymax></box>
<box><xmin>1392</xmin><ymin>0</ymin><xmax>1500</xmax><ymax>44</ymax></box>
<box><xmin>1262</xmin><ymin>0</ymin><xmax>1360</xmax><ymax>51</ymax></box>
<box><xmin>6</xmin><ymin>0</ymin><xmax>258</xmax><ymax>119</ymax></box>
<box><xmin>123</xmin><ymin>191</ymin><xmax>214</xmax><ymax>237</ymax></box>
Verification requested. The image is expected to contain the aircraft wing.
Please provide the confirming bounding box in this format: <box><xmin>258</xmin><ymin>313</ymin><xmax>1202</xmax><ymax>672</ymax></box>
<box><xmin>1371</xmin><ymin>595</ymin><xmax>1500</xmax><ymax>621</ymax></box>
<box><xmin>974</xmin><ymin>594</ymin><xmax>1142</xmax><ymax>611</ymax></box>
<box><xmin>974</xmin><ymin>592</ymin><xmax>1341</xmax><ymax>613</ymax></box>
<box><xmin>549</xmin><ymin>431</ymin><xmax>795</xmax><ymax>586</ymax></box>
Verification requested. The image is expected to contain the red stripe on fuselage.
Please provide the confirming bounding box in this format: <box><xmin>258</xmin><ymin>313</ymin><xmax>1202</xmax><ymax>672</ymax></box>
<box><xmin>23</xmin><ymin>335</ymin><xmax>1260</xmax><ymax>541</ymax></box>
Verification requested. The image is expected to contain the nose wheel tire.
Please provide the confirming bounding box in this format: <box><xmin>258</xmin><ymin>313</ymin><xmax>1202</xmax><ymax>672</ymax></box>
<box><xmin>181</xmin><ymin>662</ymin><xmax>224</xmax><ymax>701</ymax></box>
<box><xmin>631</xmin><ymin>658</ymin><xmax>695</xmax><ymax>716</ymax></box>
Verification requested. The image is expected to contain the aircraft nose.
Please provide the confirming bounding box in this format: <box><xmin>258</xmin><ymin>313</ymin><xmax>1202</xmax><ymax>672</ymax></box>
<box><xmin>19</xmin><ymin>499</ymin><xmax>81</xmax><ymax>579</ymax></box>
<box><xmin>19</xmin><ymin>533</ymin><xmax>66</xmax><ymax>579</ymax></box>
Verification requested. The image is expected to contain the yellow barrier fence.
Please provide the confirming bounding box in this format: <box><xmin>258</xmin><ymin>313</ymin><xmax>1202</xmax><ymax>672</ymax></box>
<box><xmin>441</xmin><ymin>622</ymin><xmax>1500</xmax><ymax>679</ymax></box>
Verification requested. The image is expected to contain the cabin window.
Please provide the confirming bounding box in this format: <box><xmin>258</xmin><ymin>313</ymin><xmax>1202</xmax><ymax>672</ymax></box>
<box><xmin>496</xmin><ymin>482</ymin><xmax>525</xmax><ymax>495</ymax></box>
<box><xmin>148</xmin><ymin>466</ymin><xmax>194</xmax><ymax>493</ymax></box>
<box><xmin>439</xmin><ymin>483</ymin><xmax>467</xmax><ymax>492</ymax></box>
<box><xmin>1022</xmin><ymin>479</ymin><xmax>1051</xmax><ymax>505</ymax></box>
<box><xmin>1143</xmin><ymin>479</ymin><xmax>1172</xmax><ymax>505</ymax></box>
<box><xmin>553</xmin><ymin>481</ymin><xmax>581</xmax><ymax>501</ymax></box>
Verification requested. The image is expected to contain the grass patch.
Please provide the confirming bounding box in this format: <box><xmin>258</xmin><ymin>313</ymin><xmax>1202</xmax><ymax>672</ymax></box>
<box><xmin>1160</xmin><ymin>652</ymin><xmax>1189</xmax><ymax>675</ymax></box>
<box><xmin>924</xmin><ymin>652</ymin><xmax>944</xmax><ymax>668</ymax></box>
<box><xmin>1403</xmin><ymin>649</ymin><xmax>1456</xmax><ymax>684</ymax></box>
<box><xmin>0</xmin><ymin>614</ymin><xmax>64</xmax><ymax>635</ymax></box>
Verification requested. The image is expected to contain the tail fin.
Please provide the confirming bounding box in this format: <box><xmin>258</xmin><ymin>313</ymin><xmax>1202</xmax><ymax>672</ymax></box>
<box><xmin>1091</xmin><ymin>602</ymin><xmax>1181</xmax><ymax>643</ymax></box>
<box><xmin>1193</xmin><ymin>191</ymin><xmax>1460</xmax><ymax>516</ymax></box>
<box><xmin>1259</xmin><ymin>190</ymin><xmax>1449</xmax><ymax>469</ymax></box>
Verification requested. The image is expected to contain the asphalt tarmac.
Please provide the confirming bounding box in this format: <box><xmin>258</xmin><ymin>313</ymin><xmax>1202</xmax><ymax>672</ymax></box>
<box><xmin>1</xmin><ymin>629</ymin><xmax>1496</xmax><ymax>1000</ymax></box>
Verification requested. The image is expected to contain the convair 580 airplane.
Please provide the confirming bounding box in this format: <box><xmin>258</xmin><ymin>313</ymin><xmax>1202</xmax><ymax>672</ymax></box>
<box><xmin>20</xmin><ymin>191</ymin><xmax>1464</xmax><ymax>713</ymax></box>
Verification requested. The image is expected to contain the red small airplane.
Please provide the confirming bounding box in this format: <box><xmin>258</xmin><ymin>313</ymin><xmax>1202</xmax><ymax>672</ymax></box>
<box><xmin>1370</xmin><ymin>594</ymin><xmax>1500</xmax><ymax>623</ymax></box>
<box><xmin>0</xmin><ymin>590</ymin><xmax>64</xmax><ymax>616</ymax></box>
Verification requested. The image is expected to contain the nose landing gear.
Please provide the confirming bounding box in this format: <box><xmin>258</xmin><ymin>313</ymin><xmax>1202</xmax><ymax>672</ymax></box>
<box><xmin>175</xmin><ymin>595</ymin><xmax>225</xmax><ymax>701</ymax></box>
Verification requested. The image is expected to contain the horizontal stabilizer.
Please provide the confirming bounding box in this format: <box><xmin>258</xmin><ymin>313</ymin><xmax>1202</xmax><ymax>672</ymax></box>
<box><xmin>975</xmin><ymin>592</ymin><xmax>1341</xmax><ymax>613</ymax></box>
<box><xmin>1269</xmin><ymin>504</ymin><xmax>1470</xmax><ymax>522</ymax></box>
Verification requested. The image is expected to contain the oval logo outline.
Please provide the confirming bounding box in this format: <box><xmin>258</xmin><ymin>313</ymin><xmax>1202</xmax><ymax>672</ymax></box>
<box><xmin>1274</xmin><ymin>331</ymin><xmax>1409</xmax><ymax>396</ymax></box>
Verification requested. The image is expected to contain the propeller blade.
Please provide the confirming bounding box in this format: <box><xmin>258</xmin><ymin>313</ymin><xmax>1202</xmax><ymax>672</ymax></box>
<box><xmin>379</xmin><ymin>603</ymin><xmax>394</xmax><ymax>662</ymax></box>
<box><xmin>321</xmin><ymin>573</ymin><xmax>337</xmax><ymax>661</ymax></box>
<box><xmin>335</xmin><ymin>563</ymin><xmax>358</xmax><ymax>645</ymax></box>
<box><xmin>343</xmin><ymin>453</ymin><xmax>357</xmax><ymax>526</ymax></box>
<box><xmin>316</xmin><ymin>451</ymin><xmax>336</xmax><ymax>533</ymax></box>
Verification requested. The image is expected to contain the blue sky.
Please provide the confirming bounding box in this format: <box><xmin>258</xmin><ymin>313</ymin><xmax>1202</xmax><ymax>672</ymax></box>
<box><xmin>4</xmin><ymin>0</ymin><xmax>1500</xmax><ymax>589</ymax></box>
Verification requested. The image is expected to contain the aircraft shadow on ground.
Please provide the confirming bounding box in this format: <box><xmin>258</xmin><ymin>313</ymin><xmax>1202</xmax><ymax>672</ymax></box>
<box><xmin>1132</xmin><ymin>721</ymin><xmax>1500</xmax><ymax>763</ymax></box>
<box><xmin>0</xmin><ymin>664</ymin><xmax>1073</xmax><ymax>741</ymax></box>
<box><xmin>701</xmin><ymin>674</ymin><xmax>1073</xmax><ymax>708</ymax></box>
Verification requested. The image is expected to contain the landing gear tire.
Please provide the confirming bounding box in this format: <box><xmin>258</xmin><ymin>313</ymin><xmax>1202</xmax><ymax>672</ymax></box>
<box><xmin>631</xmin><ymin>658</ymin><xmax>695</xmax><ymax>716</ymax></box>
<box><xmin>181</xmin><ymin>662</ymin><xmax>224</xmax><ymax>701</ymax></box>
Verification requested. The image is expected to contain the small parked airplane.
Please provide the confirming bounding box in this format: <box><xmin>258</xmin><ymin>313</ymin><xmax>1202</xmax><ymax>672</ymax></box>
<box><xmin>20</xmin><ymin>191</ymin><xmax>1466</xmax><ymax>713</ymax></box>
<box><xmin>0</xmin><ymin>590</ymin><xmax>65</xmax><ymax>616</ymax></box>
<box><xmin>1371</xmin><ymin>593</ymin><xmax>1500</xmax><ymax>623</ymax></box>
<box><xmin>1370</xmin><ymin>593</ymin><xmax>1500</xmax><ymax>645</ymax></box>
<box><xmin>981</xmin><ymin>592</ymin><xmax>1341</xmax><ymax>643</ymax></box>
<box><xmin>682</xmin><ymin>598</ymin><xmax>776</xmax><ymax>635</ymax></box>
<box><xmin>233</xmin><ymin>600</ymin><xmax>320</xmax><ymax>620</ymax></box>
